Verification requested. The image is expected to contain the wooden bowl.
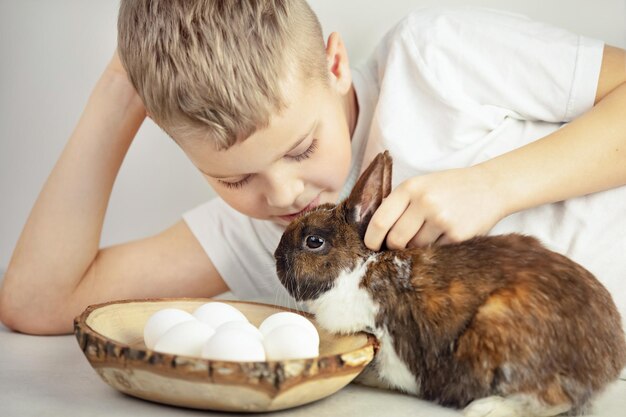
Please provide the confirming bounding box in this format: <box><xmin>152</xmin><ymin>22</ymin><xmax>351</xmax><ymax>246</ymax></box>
<box><xmin>74</xmin><ymin>298</ymin><xmax>377</xmax><ymax>412</ymax></box>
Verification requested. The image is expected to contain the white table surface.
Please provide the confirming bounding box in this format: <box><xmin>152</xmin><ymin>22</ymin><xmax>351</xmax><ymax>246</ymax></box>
<box><xmin>0</xmin><ymin>320</ymin><xmax>625</xmax><ymax>417</ymax></box>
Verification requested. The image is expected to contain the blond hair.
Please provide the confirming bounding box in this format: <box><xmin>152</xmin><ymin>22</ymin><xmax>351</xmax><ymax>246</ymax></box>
<box><xmin>117</xmin><ymin>0</ymin><xmax>328</xmax><ymax>149</ymax></box>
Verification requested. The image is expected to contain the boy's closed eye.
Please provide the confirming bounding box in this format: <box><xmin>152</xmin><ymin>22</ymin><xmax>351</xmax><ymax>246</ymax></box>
<box><xmin>218</xmin><ymin>138</ymin><xmax>319</xmax><ymax>190</ymax></box>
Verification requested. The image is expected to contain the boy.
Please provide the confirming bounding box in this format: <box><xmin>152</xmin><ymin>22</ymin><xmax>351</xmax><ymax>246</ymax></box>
<box><xmin>1</xmin><ymin>1</ymin><xmax>625</xmax><ymax>335</ymax></box>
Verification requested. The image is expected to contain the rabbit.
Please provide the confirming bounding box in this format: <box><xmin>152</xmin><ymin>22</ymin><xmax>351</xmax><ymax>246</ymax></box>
<box><xmin>274</xmin><ymin>151</ymin><xmax>626</xmax><ymax>417</ymax></box>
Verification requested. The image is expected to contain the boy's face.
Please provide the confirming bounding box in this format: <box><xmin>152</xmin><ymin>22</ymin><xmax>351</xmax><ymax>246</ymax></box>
<box><xmin>180</xmin><ymin>75</ymin><xmax>355</xmax><ymax>227</ymax></box>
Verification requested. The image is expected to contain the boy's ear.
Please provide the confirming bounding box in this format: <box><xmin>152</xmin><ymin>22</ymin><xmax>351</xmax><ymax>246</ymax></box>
<box><xmin>325</xmin><ymin>32</ymin><xmax>352</xmax><ymax>94</ymax></box>
<box><xmin>343</xmin><ymin>151</ymin><xmax>392</xmax><ymax>238</ymax></box>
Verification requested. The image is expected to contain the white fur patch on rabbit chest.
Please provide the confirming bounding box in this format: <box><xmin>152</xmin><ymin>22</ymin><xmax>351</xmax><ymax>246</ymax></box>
<box><xmin>306</xmin><ymin>255</ymin><xmax>380</xmax><ymax>334</ymax></box>
<box><xmin>306</xmin><ymin>255</ymin><xmax>419</xmax><ymax>395</ymax></box>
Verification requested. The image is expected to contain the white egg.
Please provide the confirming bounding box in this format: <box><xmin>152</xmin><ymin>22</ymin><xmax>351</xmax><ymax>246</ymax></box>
<box><xmin>193</xmin><ymin>302</ymin><xmax>248</xmax><ymax>328</ymax></box>
<box><xmin>153</xmin><ymin>320</ymin><xmax>216</xmax><ymax>357</ymax></box>
<box><xmin>263</xmin><ymin>324</ymin><xmax>319</xmax><ymax>360</ymax></box>
<box><xmin>143</xmin><ymin>308</ymin><xmax>196</xmax><ymax>350</ymax></box>
<box><xmin>215</xmin><ymin>320</ymin><xmax>264</xmax><ymax>342</ymax></box>
<box><xmin>259</xmin><ymin>312</ymin><xmax>319</xmax><ymax>345</ymax></box>
<box><xmin>201</xmin><ymin>328</ymin><xmax>266</xmax><ymax>361</ymax></box>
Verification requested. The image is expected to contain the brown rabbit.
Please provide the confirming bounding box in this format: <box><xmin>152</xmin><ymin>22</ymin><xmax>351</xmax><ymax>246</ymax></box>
<box><xmin>274</xmin><ymin>151</ymin><xmax>626</xmax><ymax>417</ymax></box>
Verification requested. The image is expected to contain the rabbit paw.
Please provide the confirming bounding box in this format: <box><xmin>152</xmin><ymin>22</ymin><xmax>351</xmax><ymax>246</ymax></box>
<box><xmin>463</xmin><ymin>396</ymin><xmax>521</xmax><ymax>417</ymax></box>
<box><xmin>463</xmin><ymin>395</ymin><xmax>570</xmax><ymax>417</ymax></box>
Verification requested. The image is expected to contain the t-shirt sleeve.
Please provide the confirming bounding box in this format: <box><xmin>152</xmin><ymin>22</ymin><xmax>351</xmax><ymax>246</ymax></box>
<box><xmin>182</xmin><ymin>198</ymin><xmax>292</xmax><ymax>303</ymax></box>
<box><xmin>394</xmin><ymin>7</ymin><xmax>604</xmax><ymax>122</ymax></box>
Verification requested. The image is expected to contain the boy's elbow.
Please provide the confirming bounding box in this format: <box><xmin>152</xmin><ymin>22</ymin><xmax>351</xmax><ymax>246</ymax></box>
<box><xmin>0</xmin><ymin>275</ymin><xmax>74</xmax><ymax>335</ymax></box>
<box><xmin>0</xmin><ymin>299</ymin><xmax>73</xmax><ymax>335</ymax></box>
<box><xmin>0</xmin><ymin>302</ymin><xmax>30</xmax><ymax>334</ymax></box>
<box><xmin>0</xmin><ymin>287</ymin><xmax>26</xmax><ymax>333</ymax></box>
<box><xmin>0</xmin><ymin>289</ymin><xmax>16</xmax><ymax>330</ymax></box>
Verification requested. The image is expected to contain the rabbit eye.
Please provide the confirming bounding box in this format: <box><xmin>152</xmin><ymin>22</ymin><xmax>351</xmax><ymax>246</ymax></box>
<box><xmin>304</xmin><ymin>235</ymin><xmax>325</xmax><ymax>250</ymax></box>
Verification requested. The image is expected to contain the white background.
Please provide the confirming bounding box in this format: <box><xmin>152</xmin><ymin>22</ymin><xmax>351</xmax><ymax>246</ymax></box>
<box><xmin>1</xmin><ymin>0</ymin><xmax>625</xmax><ymax>271</ymax></box>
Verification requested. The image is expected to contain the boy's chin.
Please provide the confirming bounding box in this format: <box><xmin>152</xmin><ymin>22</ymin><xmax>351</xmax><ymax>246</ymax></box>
<box><xmin>270</xmin><ymin>191</ymin><xmax>341</xmax><ymax>226</ymax></box>
<box><xmin>271</xmin><ymin>215</ymin><xmax>304</xmax><ymax>227</ymax></box>
<box><xmin>271</xmin><ymin>218</ymin><xmax>290</xmax><ymax>227</ymax></box>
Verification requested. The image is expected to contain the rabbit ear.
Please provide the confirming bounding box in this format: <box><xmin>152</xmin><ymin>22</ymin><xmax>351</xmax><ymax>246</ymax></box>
<box><xmin>343</xmin><ymin>151</ymin><xmax>392</xmax><ymax>237</ymax></box>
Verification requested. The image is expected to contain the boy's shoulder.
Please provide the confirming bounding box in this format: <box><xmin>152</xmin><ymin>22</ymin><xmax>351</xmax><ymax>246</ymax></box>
<box><xmin>369</xmin><ymin>7</ymin><xmax>515</xmax><ymax>77</ymax></box>
<box><xmin>385</xmin><ymin>6</ymin><xmax>530</xmax><ymax>44</ymax></box>
<box><xmin>369</xmin><ymin>5</ymin><xmax>553</xmax><ymax>79</ymax></box>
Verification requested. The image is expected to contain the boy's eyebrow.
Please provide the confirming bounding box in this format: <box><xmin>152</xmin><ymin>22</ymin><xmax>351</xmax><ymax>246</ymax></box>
<box><xmin>199</xmin><ymin>122</ymin><xmax>317</xmax><ymax>179</ymax></box>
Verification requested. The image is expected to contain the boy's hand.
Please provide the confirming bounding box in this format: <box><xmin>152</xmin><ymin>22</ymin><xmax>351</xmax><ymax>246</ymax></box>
<box><xmin>104</xmin><ymin>48</ymin><xmax>150</xmax><ymax>119</ymax></box>
<box><xmin>364</xmin><ymin>166</ymin><xmax>505</xmax><ymax>250</ymax></box>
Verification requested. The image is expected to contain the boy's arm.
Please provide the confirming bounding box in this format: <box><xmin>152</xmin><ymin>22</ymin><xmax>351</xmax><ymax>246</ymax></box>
<box><xmin>0</xmin><ymin>52</ymin><xmax>228</xmax><ymax>335</ymax></box>
<box><xmin>365</xmin><ymin>45</ymin><xmax>626</xmax><ymax>250</ymax></box>
<box><xmin>480</xmin><ymin>45</ymin><xmax>626</xmax><ymax>221</ymax></box>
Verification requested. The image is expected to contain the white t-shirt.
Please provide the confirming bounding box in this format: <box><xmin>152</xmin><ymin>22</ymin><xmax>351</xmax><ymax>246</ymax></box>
<box><xmin>184</xmin><ymin>8</ymin><xmax>626</xmax><ymax>325</ymax></box>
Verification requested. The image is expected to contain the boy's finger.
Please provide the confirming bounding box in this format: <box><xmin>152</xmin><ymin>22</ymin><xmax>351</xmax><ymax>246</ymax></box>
<box><xmin>408</xmin><ymin>221</ymin><xmax>443</xmax><ymax>248</ymax></box>
<box><xmin>385</xmin><ymin>203</ymin><xmax>425</xmax><ymax>250</ymax></box>
<box><xmin>364</xmin><ymin>190</ymin><xmax>409</xmax><ymax>251</ymax></box>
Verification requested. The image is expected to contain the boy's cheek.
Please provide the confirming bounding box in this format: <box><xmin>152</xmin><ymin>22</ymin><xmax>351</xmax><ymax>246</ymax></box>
<box><xmin>209</xmin><ymin>187</ymin><xmax>263</xmax><ymax>218</ymax></box>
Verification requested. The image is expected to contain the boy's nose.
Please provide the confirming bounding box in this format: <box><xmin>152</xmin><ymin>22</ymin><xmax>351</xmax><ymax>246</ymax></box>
<box><xmin>264</xmin><ymin>174</ymin><xmax>304</xmax><ymax>209</ymax></box>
